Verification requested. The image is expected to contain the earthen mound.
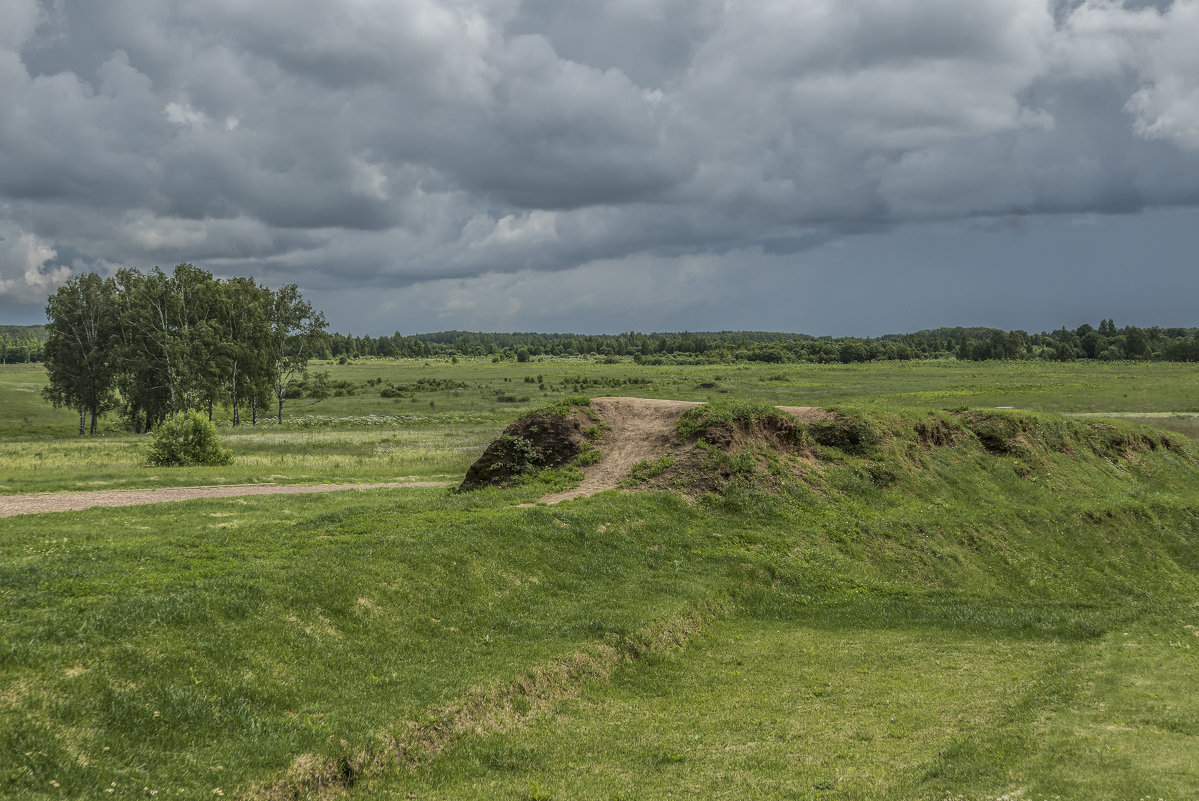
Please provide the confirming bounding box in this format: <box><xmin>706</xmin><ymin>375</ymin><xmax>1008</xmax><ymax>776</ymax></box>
<box><xmin>461</xmin><ymin>397</ymin><xmax>825</xmax><ymax>502</ymax></box>
<box><xmin>459</xmin><ymin>410</ymin><xmax>588</xmax><ymax>490</ymax></box>
<box><xmin>462</xmin><ymin>398</ymin><xmax>1191</xmax><ymax>505</ymax></box>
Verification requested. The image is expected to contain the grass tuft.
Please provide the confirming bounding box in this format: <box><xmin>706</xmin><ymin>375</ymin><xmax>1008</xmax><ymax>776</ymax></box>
<box><xmin>676</xmin><ymin>398</ymin><xmax>795</xmax><ymax>441</ymax></box>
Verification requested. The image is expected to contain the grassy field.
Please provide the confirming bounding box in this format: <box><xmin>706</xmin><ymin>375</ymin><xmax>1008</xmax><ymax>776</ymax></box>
<box><xmin>3</xmin><ymin>357</ymin><xmax>1199</xmax><ymax>494</ymax></box>
<box><xmin>361</xmin><ymin>619</ymin><xmax>1199</xmax><ymax>801</ymax></box>
<box><xmin>2</xmin><ymin>358</ymin><xmax>1199</xmax><ymax>799</ymax></box>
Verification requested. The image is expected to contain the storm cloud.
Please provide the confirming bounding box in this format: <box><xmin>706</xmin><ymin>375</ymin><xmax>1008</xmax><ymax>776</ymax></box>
<box><xmin>2</xmin><ymin>0</ymin><xmax>1197</xmax><ymax>332</ymax></box>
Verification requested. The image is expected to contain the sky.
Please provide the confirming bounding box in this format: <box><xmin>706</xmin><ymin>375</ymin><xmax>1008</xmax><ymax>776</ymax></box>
<box><xmin>1</xmin><ymin>0</ymin><xmax>1197</xmax><ymax>336</ymax></box>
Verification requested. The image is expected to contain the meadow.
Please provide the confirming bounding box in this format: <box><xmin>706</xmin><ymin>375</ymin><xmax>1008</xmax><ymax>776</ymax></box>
<box><xmin>3</xmin><ymin>357</ymin><xmax>1199</xmax><ymax>494</ymax></box>
<box><xmin>2</xmin><ymin>357</ymin><xmax>1198</xmax><ymax>799</ymax></box>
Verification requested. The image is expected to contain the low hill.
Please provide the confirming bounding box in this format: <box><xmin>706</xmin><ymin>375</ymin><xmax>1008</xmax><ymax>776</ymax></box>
<box><xmin>461</xmin><ymin>396</ymin><xmax>1190</xmax><ymax>504</ymax></box>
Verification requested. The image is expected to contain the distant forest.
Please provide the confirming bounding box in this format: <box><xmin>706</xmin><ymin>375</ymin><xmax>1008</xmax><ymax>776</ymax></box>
<box><xmin>6</xmin><ymin>320</ymin><xmax>1199</xmax><ymax>366</ymax></box>
<box><xmin>325</xmin><ymin>321</ymin><xmax>1199</xmax><ymax>364</ymax></box>
<box><xmin>0</xmin><ymin>325</ymin><xmax>48</xmax><ymax>363</ymax></box>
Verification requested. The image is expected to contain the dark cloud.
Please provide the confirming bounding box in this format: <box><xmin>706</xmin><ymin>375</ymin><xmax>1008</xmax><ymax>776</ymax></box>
<box><xmin>1</xmin><ymin>0</ymin><xmax>1197</xmax><ymax>331</ymax></box>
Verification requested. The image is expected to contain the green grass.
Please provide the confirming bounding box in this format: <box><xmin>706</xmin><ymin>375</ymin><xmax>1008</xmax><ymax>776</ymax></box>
<box><xmin>3</xmin><ymin>361</ymin><xmax>1199</xmax><ymax>798</ymax></box>
<box><xmin>1073</xmin><ymin>411</ymin><xmax>1199</xmax><ymax>442</ymax></box>
<box><xmin>526</xmin><ymin>618</ymin><xmax>1194</xmax><ymax>801</ymax></box>
<box><xmin>0</xmin><ymin>364</ymin><xmax>75</xmax><ymax>437</ymax></box>
<box><xmin>7</xmin><ymin>357</ymin><xmax>1199</xmax><ymax>439</ymax></box>
<box><xmin>0</xmin><ymin>426</ymin><xmax>490</xmax><ymax>494</ymax></box>
<box><xmin>0</xmin><ymin>488</ymin><xmax>724</xmax><ymax>797</ymax></box>
<box><xmin>4</xmin><ymin>400</ymin><xmax>1199</xmax><ymax>798</ymax></box>
<box><xmin>359</xmin><ymin>621</ymin><xmax>1194</xmax><ymax>800</ymax></box>
<box><xmin>308</xmin><ymin>357</ymin><xmax>1199</xmax><ymax>415</ymax></box>
<box><xmin>9</xmin><ymin>357</ymin><xmax>1198</xmax><ymax>496</ymax></box>
<box><xmin>676</xmin><ymin>397</ymin><xmax>796</xmax><ymax>440</ymax></box>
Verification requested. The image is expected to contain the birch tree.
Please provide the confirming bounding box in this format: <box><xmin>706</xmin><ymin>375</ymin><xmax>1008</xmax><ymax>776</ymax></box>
<box><xmin>42</xmin><ymin>273</ymin><xmax>118</xmax><ymax>434</ymax></box>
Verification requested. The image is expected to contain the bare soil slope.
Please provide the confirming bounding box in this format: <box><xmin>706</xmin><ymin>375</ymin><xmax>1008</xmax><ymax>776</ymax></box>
<box><xmin>541</xmin><ymin>397</ymin><xmax>823</xmax><ymax>504</ymax></box>
<box><xmin>541</xmin><ymin>397</ymin><xmax>697</xmax><ymax>504</ymax></box>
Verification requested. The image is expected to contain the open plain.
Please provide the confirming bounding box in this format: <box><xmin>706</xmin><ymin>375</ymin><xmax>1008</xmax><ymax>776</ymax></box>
<box><xmin>3</xmin><ymin>357</ymin><xmax>1199</xmax><ymax>800</ymax></box>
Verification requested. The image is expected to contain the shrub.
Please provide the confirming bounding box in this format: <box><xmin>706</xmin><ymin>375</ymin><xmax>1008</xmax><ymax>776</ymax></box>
<box><xmin>486</xmin><ymin>435</ymin><xmax>543</xmax><ymax>476</ymax></box>
<box><xmin>145</xmin><ymin>412</ymin><xmax>234</xmax><ymax>467</ymax></box>
<box><xmin>808</xmin><ymin>408</ymin><xmax>884</xmax><ymax>455</ymax></box>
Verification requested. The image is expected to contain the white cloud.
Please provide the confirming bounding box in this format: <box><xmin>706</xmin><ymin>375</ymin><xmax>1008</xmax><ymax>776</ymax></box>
<box><xmin>164</xmin><ymin>100</ymin><xmax>209</xmax><ymax>127</ymax></box>
<box><xmin>1053</xmin><ymin>0</ymin><xmax>1199</xmax><ymax>149</ymax></box>
<box><xmin>1123</xmin><ymin>0</ymin><xmax>1199</xmax><ymax>148</ymax></box>
<box><xmin>478</xmin><ymin>211</ymin><xmax>558</xmax><ymax>247</ymax></box>
<box><xmin>1053</xmin><ymin>0</ymin><xmax>1165</xmax><ymax>77</ymax></box>
<box><xmin>0</xmin><ymin>224</ymin><xmax>71</xmax><ymax>304</ymax></box>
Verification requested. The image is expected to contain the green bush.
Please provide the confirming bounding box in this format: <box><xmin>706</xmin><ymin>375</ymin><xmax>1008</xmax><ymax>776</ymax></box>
<box><xmin>145</xmin><ymin>412</ymin><xmax>234</xmax><ymax>467</ymax></box>
<box><xmin>486</xmin><ymin>435</ymin><xmax>543</xmax><ymax>476</ymax></box>
<box><xmin>808</xmin><ymin>408</ymin><xmax>884</xmax><ymax>455</ymax></box>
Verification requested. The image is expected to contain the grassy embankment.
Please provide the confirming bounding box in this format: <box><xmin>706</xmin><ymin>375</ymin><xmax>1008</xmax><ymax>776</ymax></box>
<box><xmin>2</xmin><ymin>358</ymin><xmax>1198</xmax><ymax>494</ymax></box>
<box><xmin>2</xmin><ymin>386</ymin><xmax>1198</xmax><ymax>799</ymax></box>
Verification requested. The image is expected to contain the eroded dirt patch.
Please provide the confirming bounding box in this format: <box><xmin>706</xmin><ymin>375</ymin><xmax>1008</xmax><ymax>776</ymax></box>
<box><xmin>539</xmin><ymin>397</ymin><xmax>703</xmax><ymax>504</ymax></box>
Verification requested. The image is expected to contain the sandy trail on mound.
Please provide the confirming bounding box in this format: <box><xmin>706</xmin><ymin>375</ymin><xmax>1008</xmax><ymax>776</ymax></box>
<box><xmin>540</xmin><ymin>397</ymin><xmax>825</xmax><ymax>505</ymax></box>
<box><xmin>0</xmin><ymin>481</ymin><xmax>452</xmax><ymax>518</ymax></box>
<box><xmin>541</xmin><ymin>397</ymin><xmax>698</xmax><ymax>504</ymax></box>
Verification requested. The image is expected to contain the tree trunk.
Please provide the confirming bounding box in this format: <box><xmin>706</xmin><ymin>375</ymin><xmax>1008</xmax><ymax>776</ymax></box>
<box><xmin>277</xmin><ymin>394</ymin><xmax>284</xmax><ymax>425</ymax></box>
<box><xmin>79</xmin><ymin>408</ymin><xmax>86</xmax><ymax>436</ymax></box>
<box><xmin>208</xmin><ymin>400</ymin><xmax>213</xmax><ymax>422</ymax></box>
<box><xmin>252</xmin><ymin>396</ymin><xmax>258</xmax><ymax>426</ymax></box>
<box><xmin>231</xmin><ymin>372</ymin><xmax>239</xmax><ymax>426</ymax></box>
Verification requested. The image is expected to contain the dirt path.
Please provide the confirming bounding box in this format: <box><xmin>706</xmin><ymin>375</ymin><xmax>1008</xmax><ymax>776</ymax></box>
<box><xmin>539</xmin><ymin>397</ymin><xmax>825</xmax><ymax>505</ymax></box>
<box><xmin>541</xmin><ymin>397</ymin><xmax>699</xmax><ymax>504</ymax></box>
<box><xmin>0</xmin><ymin>481</ymin><xmax>453</xmax><ymax>518</ymax></box>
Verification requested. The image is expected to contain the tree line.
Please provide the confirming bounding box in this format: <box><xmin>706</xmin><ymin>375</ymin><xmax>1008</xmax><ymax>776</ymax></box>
<box><xmin>0</xmin><ymin>325</ymin><xmax>48</xmax><ymax>364</ymax></box>
<box><xmin>325</xmin><ymin>323</ymin><xmax>1199</xmax><ymax>364</ymax></box>
<box><xmin>43</xmin><ymin>264</ymin><xmax>327</xmax><ymax>434</ymax></box>
<box><xmin>24</xmin><ymin>311</ymin><xmax>1199</xmax><ymax>376</ymax></box>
